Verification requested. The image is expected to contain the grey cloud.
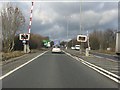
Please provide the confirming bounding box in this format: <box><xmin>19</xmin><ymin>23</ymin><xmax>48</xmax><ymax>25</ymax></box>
<box><xmin>4</xmin><ymin>1</ymin><xmax>118</xmax><ymax>41</ymax></box>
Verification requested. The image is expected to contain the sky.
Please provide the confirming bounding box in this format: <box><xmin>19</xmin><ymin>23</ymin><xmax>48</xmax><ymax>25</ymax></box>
<box><xmin>0</xmin><ymin>0</ymin><xmax>119</xmax><ymax>41</ymax></box>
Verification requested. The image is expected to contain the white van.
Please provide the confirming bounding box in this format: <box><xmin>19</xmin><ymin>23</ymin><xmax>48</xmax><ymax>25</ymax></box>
<box><xmin>75</xmin><ymin>45</ymin><xmax>80</xmax><ymax>50</ymax></box>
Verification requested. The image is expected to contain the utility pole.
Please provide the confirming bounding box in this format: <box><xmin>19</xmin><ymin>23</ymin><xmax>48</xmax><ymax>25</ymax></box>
<box><xmin>66</xmin><ymin>18</ymin><xmax>69</xmax><ymax>49</ymax></box>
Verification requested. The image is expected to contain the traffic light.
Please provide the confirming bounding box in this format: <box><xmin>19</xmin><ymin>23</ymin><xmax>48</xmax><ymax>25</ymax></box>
<box><xmin>77</xmin><ymin>35</ymin><xmax>87</xmax><ymax>42</ymax></box>
<box><xmin>19</xmin><ymin>34</ymin><xmax>30</xmax><ymax>40</ymax></box>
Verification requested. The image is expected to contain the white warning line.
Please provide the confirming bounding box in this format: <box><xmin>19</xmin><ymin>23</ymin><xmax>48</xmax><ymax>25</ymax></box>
<box><xmin>111</xmin><ymin>70</ymin><xmax>119</xmax><ymax>73</ymax></box>
<box><xmin>106</xmin><ymin>58</ymin><xmax>118</xmax><ymax>62</ymax></box>
<box><xmin>0</xmin><ymin>51</ymin><xmax>48</xmax><ymax>80</ymax></box>
<box><xmin>93</xmin><ymin>54</ymin><xmax>118</xmax><ymax>63</ymax></box>
<box><xmin>94</xmin><ymin>55</ymin><xmax>103</xmax><ymax>58</ymax></box>
<box><xmin>63</xmin><ymin>50</ymin><xmax>120</xmax><ymax>84</ymax></box>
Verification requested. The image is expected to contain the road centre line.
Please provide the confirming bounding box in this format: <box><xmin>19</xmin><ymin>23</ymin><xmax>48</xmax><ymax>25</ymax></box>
<box><xmin>0</xmin><ymin>51</ymin><xmax>48</xmax><ymax>80</ymax></box>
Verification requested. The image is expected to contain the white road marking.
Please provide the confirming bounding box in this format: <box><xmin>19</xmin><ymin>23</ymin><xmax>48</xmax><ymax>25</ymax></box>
<box><xmin>63</xmin><ymin>50</ymin><xmax>120</xmax><ymax>84</ymax></box>
<box><xmin>110</xmin><ymin>70</ymin><xmax>119</xmax><ymax>73</ymax></box>
<box><xmin>93</xmin><ymin>54</ymin><xmax>118</xmax><ymax>62</ymax></box>
<box><xmin>0</xmin><ymin>51</ymin><xmax>48</xmax><ymax>80</ymax></box>
<box><xmin>106</xmin><ymin>58</ymin><xmax>118</xmax><ymax>62</ymax></box>
<box><xmin>79</xmin><ymin>58</ymin><xmax>120</xmax><ymax>79</ymax></box>
<box><xmin>94</xmin><ymin>55</ymin><xmax>103</xmax><ymax>58</ymax></box>
<box><xmin>82</xmin><ymin>61</ymin><xmax>120</xmax><ymax>83</ymax></box>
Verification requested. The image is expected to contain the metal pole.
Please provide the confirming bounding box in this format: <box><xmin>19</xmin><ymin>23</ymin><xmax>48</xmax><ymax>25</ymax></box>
<box><xmin>80</xmin><ymin>1</ymin><xmax>82</xmax><ymax>34</ymax></box>
<box><xmin>79</xmin><ymin>1</ymin><xmax>82</xmax><ymax>54</ymax></box>
<box><xmin>66</xmin><ymin>19</ymin><xmax>69</xmax><ymax>49</ymax></box>
<box><xmin>24</xmin><ymin>44</ymin><xmax>27</xmax><ymax>53</ymax></box>
<box><xmin>72</xmin><ymin>39</ymin><xmax>73</xmax><ymax>47</ymax></box>
<box><xmin>87</xmin><ymin>31</ymin><xmax>90</xmax><ymax>49</ymax></box>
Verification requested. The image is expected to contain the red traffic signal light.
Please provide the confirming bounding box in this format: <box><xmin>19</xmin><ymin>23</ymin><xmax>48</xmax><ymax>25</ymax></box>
<box><xmin>77</xmin><ymin>35</ymin><xmax>87</xmax><ymax>42</ymax></box>
<box><xmin>19</xmin><ymin>34</ymin><xmax>30</xmax><ymax>40</ymax></box>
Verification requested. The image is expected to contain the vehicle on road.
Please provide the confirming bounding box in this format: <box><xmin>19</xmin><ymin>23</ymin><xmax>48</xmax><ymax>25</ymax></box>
<box><xmin>52</xmin><ymin>45</ymin><xmax>62</xmax><ymax>53</ymax></box>
<box><xmin>116</xmin><ymin>31</ymin><xmax>120</xmax><ymax>55</ymax></box>
<box><xmin>75</xmin><ymin>45</ymin><xmax>80</xmax><ymax>50</ymax></box>
<box><xmin>71</xmin><ymin>47</ymin><xmax>75</xmax><ymax>50</ymax></box>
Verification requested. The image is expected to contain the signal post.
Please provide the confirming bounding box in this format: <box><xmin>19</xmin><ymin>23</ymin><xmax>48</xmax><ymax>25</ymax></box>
<box><xmin>19</xmin><ymin>34</ymin><xmax>30</xmax><ymax>53</ymax></box>
<box><xmin>77</xmin><ymin>35</ymin><xmax>89</xmax><ymax>56</ymax></box>
<box><xmin>19</xmin><ymin>2</ymin><xmax>34</xmax><ymax>53</ymax></box>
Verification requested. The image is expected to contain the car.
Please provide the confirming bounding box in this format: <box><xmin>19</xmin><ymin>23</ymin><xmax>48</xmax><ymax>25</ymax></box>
<box><xmin>71</xmin><ymin>47</ymin><xmax>75</xmax><ymax>50</ymax></box>
<box><xmin>52</xmin><ymin>45</ymin><xmax>62</xmax><ymax>53</ymax></box>
<box><xmin>75</xmin><ymin>45</ymin><xmax>80</xmax><ymax>50</ymax></box>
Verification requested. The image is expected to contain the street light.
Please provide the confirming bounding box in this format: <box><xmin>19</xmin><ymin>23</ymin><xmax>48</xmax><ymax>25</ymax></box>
<box><xmin>64</xmin><ymin>15</ymin><xmax>73</xmax><ymax>50</ymax></box>
<box><xmin>79</xmin><ymin>1</ymin><xmax>83</xmax><ymax>54</ymax></box>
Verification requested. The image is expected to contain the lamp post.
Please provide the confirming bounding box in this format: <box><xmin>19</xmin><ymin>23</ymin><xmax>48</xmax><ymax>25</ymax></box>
<box><xmin>64</xmin><ymin>16</ymin><xmax>72</xmax><ymax>50</ymax></box>
<box><xmin>79</xmin><ymin>1</ymin><xmax>82</xmax><ymax>54</ymax></box>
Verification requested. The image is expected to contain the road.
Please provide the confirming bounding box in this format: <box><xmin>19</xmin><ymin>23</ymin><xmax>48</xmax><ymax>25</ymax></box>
<box><xmin>2</xmin><ymin>51</ymin><xmax>118</xmax><ymax>88</ymax></box>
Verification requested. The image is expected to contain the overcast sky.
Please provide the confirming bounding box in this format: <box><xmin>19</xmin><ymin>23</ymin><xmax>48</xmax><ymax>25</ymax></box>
<box><xmin>0</xmin><ymin>0</ymin><xmax>119</xmax><ymax>41</ymax></box>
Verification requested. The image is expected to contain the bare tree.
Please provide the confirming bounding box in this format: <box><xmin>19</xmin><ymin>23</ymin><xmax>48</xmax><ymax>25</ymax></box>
<box><xmin>1</xmin><ymin>3</ymin><xmax>25</xmax><ymax>52</ymax></box>
<box><xmin>89</xmin><ymin>29</ymin><xmax>116</xmax><ymax>51</ymax></box>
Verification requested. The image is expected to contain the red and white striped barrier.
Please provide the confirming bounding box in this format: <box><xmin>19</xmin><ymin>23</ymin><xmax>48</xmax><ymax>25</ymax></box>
<box><xmin>28</xmin><ymin>2</ymin><xmax>34</xmax><ymax>34</ymax></box>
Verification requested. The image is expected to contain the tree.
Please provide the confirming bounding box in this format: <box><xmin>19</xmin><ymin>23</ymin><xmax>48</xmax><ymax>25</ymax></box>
<box><xmin>89</xmin><ymin>30</ymin><xmax>100</xmax><ymax>50</ymax></box>
<box><xmin>14</xmin><ymin>33</ymin><xmax>50</xmax><ymax>50</ymax></box>
<box><xmin>1</xmin><ymin>3</ymin><xmax>25</xmax><ymax>52</ymax></box>
<box><xmin>103</xmin><ymin>29</ymin><xmax>116</xmax><ymax>51</ymax></box>
<box><xmin>89</xmin><ymin>29</ymin><xmax>116</xmax><ymax>51</ymax></box>
<box><xmin>29</xmin><ymin>33</ymin><xmax>49</xmax><ymax>49</ymax></box>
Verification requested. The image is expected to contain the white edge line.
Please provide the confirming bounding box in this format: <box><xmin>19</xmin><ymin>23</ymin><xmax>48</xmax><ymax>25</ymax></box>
<box><xmin>82</xmin><ymin>61</ymin><xmax>120</xmax><ymax>83</ymax></box>
<box><xmin>63</xmin><ymin>50</ymin><xmax>120</xmax><ymax>84</ymax></box>
<box><xmin>79</xmin><ymin>58</ymin><xmax>120</xmax><ymax>79</ymax></box>
<box><xmin>0</xmin><ymin>51</ymin><xmax>48</xmax><ymax>80</ymax></box>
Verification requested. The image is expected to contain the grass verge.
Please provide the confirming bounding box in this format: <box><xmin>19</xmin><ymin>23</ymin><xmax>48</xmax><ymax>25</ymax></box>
<box><xmin>2</xmin><ymin>51</ymin><xmax>24</xmax><ymax>61</ymax></box>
